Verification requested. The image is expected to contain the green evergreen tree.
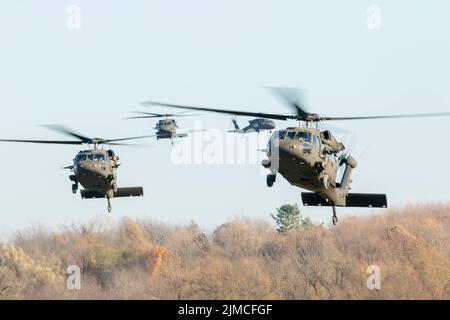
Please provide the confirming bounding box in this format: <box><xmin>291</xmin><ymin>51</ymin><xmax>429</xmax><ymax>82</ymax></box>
<box><xmin>271</xmin><ymin>204</ymin><xmax>313</xmax><ymax>235</ymax></box>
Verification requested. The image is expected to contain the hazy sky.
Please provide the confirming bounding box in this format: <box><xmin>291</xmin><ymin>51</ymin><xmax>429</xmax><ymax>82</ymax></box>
<box><xmin>1</xmin><ymin>1</ymin><xmax>450</xmax><ymax>234</ymax></box>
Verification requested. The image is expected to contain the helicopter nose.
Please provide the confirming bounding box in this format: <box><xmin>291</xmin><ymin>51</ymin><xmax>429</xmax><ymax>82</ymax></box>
<box><xmin>76</xmin><ymin>162</ymin><xmax>107</xmax><ymax>176</ymax></box>
<box><xmin>277</xmin><ymin>140</ymin><xmax>312</xmax><ymax>159</ymax></box>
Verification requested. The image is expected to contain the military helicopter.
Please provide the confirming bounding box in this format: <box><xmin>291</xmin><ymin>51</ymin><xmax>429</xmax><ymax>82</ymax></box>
<box><xmin>124</xmin><ymin>109</ymin><xmax>203</xmax><ymax>144</ymax></box>
<box><xmin>0</xmin><ymin>125</ymin><xmax>151</xmax><ymax>212</ymax></box>
<box><xmin>229</xmin><ymin>117</ymin><xmax>276</xmax><ymax>134</ymax></box>
<box><xmin>144</xmin><ymin>88</ymin><xmax>450</xmax><ymax>224</ymax></box>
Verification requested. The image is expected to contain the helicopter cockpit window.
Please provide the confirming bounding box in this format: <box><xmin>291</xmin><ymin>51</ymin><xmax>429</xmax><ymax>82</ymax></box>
<box><xmin>287</xmin><ymin>132</ymin><xmax>297</xmax><ymax>140</ymax></box>
<box><xmin>94</xmin><ymin>154</ymin><xmax>106</xmax><ymax>162</ymax></box>
<box><xmin>86</xmin><ymin>154</ymin><xmax>94</xmax><ymax>161</ymax></box>
<box><xmin>297</xmin><ymin>132</ymin><xmax>312</xmax><ymax>142</ymax></box>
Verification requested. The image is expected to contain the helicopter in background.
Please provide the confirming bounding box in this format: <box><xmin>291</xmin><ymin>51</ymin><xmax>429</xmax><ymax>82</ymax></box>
<box><xmin>125</xmin><ymin>109</ymin><xmax>204</xmax><ymax>145</ymax></box>
<box><xmin>229</xmin><ymin>117</ymin><xmax>276</xmax><ymax>134</ymax></box>
<box><xmin>0</xmin><ymin>125</ymin><xmax>150</xmax><ymax>212</ymax></box>
<box><xmin>143</xmin><ymin>88</ymin><xmax>450</xmax><ymax>225</ymax></box>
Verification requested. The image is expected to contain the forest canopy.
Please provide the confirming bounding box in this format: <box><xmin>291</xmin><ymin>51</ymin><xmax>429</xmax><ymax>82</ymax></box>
<box><xmin>1</xmin><ymin>203</ymin><xmax>449</xmax><ymax>300</ymax></box>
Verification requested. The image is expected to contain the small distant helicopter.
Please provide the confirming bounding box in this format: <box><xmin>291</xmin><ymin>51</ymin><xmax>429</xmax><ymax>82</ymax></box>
<box><xmin>229</xmin><ymin>118</ymin><xmax>276</xmax><ymax>134</ymax></box>
<box><xmin>0</xmin><ymin>125</ymin><xmax>151</xmax><ymax>212</ymax></box>
<box><xmin>125</xmin><ymin>109</ymin><xmax>203</xmax><ymax>144</ymax></box>
<box><xmin>144</xmin><ymin>88</ymin><xmax>450</xmax><ymax>225</ymax></box>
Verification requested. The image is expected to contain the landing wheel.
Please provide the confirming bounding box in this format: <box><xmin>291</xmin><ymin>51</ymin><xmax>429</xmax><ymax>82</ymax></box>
<box><xmin>332</xmin><ymin>206</ymin><xmax>338</xmax><ymax>225</ymax></box>
<box><xmin>266</xmin><ymin>174</ymin><xmax>276</xmax><ymax>187</ymax></box>
<box><xmin>72</xmin><ymin>183</ymin><xmax>78</xmax><ymax>194</ymax></box>
<box><xmin>107</xmin><ymin>198</ymin><xmax>112</xmax><ymax>213</ymax></box>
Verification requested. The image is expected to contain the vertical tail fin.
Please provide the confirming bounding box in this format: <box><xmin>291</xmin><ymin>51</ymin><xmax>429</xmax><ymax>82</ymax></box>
<box><xmin>232</xmin><ymin>119</ymin><xmax>240</xmax><ymax>130</ymax></box>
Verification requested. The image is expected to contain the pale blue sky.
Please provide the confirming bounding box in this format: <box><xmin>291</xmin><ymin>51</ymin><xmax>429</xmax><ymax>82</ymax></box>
<box><xmin>1</xmin><ymin>1</ymin><xmax>450</xmax><ymax>234</ymax></box>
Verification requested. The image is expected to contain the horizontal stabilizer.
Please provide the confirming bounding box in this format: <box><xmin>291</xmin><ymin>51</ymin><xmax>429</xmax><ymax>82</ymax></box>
<box><xmin>114</xmin><ymin>187</ymin><xmax>144</xmax><ymax>198</ymax></box>
<box><xmin>80</xmin><ymin>190</ymin><xmax>105</xmax><ymax>199</ymax></box>
<box><xmin>346</xmin><ymin>193</ymin><xmax>387</xmax><ymax>208</ymax></box>
<box><xmin>301</xmin><ymin>192</ymin><xmax>387</xmax><ymax>208</ymax></box>
<box><xmin>80</xmin><ymin>187</ymin><xmax>144</xmax><ymax>199</ymax></box>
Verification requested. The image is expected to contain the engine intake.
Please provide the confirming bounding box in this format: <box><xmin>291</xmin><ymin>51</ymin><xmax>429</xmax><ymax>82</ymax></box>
<box><xmin>320</xmin><ymin>130</ymin><xmax>345</xmax><ymax>153</ymax></box>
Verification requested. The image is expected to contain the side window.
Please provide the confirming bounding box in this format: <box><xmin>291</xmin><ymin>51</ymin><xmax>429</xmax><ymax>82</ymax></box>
<box><xmin>75</xmin><ymin>154</ymin><xmax>86</xmax><ymax>162</ymax></box>
<box><xmin>313</xmin><ymin>135</ymin><xmax>319</xmax><ymax>146</ymax></box>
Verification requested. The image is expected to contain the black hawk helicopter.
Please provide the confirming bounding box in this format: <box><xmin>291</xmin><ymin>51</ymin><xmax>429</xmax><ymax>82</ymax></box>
<box><xmin>0</xmin><ymin>125</ymin><xmax>151</xmax><ymax>212</ymax></box>
<box><xmin>144</xmin><ymin>88</ymin><xmax>450</xmax><ymax>224</ymax></box>
<box><xmin>125</xmin><ymin>108</ymin><xmax>204</xmax><ymax>145</ymax></box>
<box><xmin>229</xmin><ymin>117</ymin><xmax>276</xmax><ymax>134</ymax></box>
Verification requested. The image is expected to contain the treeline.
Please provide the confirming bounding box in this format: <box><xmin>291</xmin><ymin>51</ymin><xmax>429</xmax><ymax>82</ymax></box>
<box><xmin>1</xmin><ymin>203</ymin><xmax>449</xmax><ymax>299</ymax></box>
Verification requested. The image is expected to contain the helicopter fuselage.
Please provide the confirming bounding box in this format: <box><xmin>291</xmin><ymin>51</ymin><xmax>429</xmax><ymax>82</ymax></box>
<box><xmin>72</xmin><ymin>149</ymin><xmax>117</xmax><ymax>198</ymax></box>
<box><xmin>69</xmin><ymin>148</ymin><xmax>144</xmax><ymax>212</ymax></box>
<box><xmin>246</xmin><ymin>118</ymin><xmax>276</xmax><ymax>132</ymax></box>
<box><xmin>155</xmin><ymin>119</ymin><xmax>189</xmax><ymax>140</ymax></box>
<box><xmin>155</xmin><ymin>119</ymin><xmax>177</xmax><ymax>139</ymax></box>
<box><xmin>264</xmin><ymin>127</ymin><xmax>352</xmax><ymax>207</ymax></box>
<box><xmin>230</xmin><ymin>118</ymin><xmax>276</xmax><ymax>133</ymax></box>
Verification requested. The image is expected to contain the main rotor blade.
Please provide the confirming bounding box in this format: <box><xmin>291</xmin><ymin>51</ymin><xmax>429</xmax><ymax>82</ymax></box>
<box><xmin>107</xmin><ymin>143</ymin><xmax>153</xmax><ymax>149</ymax></box>
<box><xmin>124</xmin><ymin>111</ymin><xmax>202</xmax><ymax>119</ymax></box>
<box><xmin>105</xmin><ymin>142</ymin><xmax>142</xmax><ymax>146</ymax></box>
<box><xmin>142</xmin><ymin>101</ymin><xmax>292</xmax><ymax>121</ymax></box>
<box><xmin>43</xmin><ymin>124</ymin><xmax>91</xmax><ymax>142</ymax></box>
<box><xmin>173</xmin><ymin>110</ymin><xmax>199</xmax><ymax>116</ymax></box>
<box><xmin>267</xmin><ymin>87</ymin><xmax>310</xmax><ymax>118</ymax></box>
<box><xmin>129</xmin><ymin>111</ymin><xmax>167</xmax><ymax>117</ymax></box>
<box><xmin>141</xmin><ymin>106</ymin><xmax>198</xmax><ymax>116</ymax></box>
<box><xmin>322</xmin><ymin>111</ymin><xmax>450</xmax><ymax>121</ymax></box>
<box><xmin>124</xmin><ymin>115</ymin><xmax>164</xmax><ymax>119</ymax></box>
<box><xmin>105</xmin><ymin>134</ymin><xmax>156</xmax><ymax>143</ymax></box>
<box><xmin>0</xmin><ymin>139</ymin><xmax>83</xmax><ymax>145</ymax></box>
<box><xmin>169</xmin><ymin>114</ymin><xmax>203</xmax><ymax>117</ymax></box>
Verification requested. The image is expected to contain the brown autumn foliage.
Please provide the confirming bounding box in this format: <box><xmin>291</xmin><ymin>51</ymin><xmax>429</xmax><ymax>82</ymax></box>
<box><xmin>0</xmin><ymin>203</ymin><xmax>449</xmax><ymax>300</ymax></box>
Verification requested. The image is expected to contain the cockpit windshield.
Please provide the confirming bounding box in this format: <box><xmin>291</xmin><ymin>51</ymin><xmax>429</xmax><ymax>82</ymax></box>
<box><xmin>276</xmin><ymin>130</ymin><xmax>311</xmax><ymax>142</ymax></box>
<box><xmin>94</xmin><ymin>154</ymin><xmax>106</xmax><ymax>162</ymax></box>
<box><xmin>75</xmin><ymin>153</ymin><xmax>106</xmax><ymax>162</ymax></box>
<box><xmin>296</xmin><ymin>132</ymin><xmax>312</xmax><ymax>142</ymax></box>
